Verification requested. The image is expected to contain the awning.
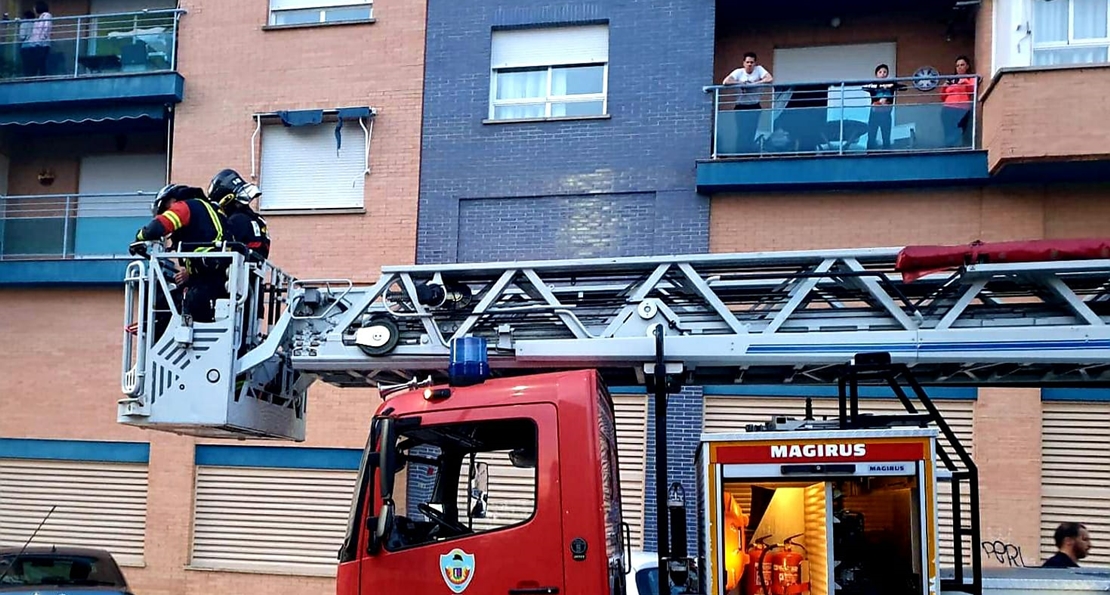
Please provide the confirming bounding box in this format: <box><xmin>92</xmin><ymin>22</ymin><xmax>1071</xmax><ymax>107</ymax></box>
<box><xmin>0</xmin><ymin>104</ymin><xmax>166</xmax><ymax>127</ymax></box>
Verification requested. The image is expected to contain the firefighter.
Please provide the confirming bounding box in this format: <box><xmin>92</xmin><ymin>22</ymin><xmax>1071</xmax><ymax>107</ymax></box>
<box><xmin>129</xmin><ymin>183</ymin><xmax>229</xmax><ymax>328</ymax></box>
<box><xmin>207</xmin><ymin>168</ymin><xmax>270</xmax><ymax>260</ymax></box>
<box><xmin>208</xmin><ymin>168</ymin><xmax>271</xmax><ymax>355</ymax></box>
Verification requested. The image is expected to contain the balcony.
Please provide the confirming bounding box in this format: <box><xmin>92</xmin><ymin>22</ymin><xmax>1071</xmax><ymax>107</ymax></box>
<box><xmin>697</xmin><ymin>75</ymin><xmax>989</xmax><ymax>193</ymax></box>
<box><xmin>0</xmin><ymin>192</ymin><xmax>149</xmax><ymax>285</ymax></box>
<box><xmin>0</xmin><ymin>9</ymin><xmax>185</xmax><ymax>116</ymax></box>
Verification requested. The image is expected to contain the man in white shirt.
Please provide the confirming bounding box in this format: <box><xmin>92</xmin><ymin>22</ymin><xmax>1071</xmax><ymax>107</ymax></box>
<box><xmin>722</xmin><ymin>52</ymin><xmax>773</xmax><ymax>154</ymax></box>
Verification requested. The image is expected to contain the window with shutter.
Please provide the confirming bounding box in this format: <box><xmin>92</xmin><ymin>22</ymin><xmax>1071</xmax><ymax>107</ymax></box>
<box><xmin>259</xmin><ymin>123</ymin><xmax>366</xmax><ymax>212</ymax></box>
<box><xmin>268</xmin><ymin>0</ymin><xmax>372</xmax><ymax>26</ymax></box>
<box><xmin>488</xmin><ymin>25</ymin><xmax>609</xmax><ymax>121</ymax></box>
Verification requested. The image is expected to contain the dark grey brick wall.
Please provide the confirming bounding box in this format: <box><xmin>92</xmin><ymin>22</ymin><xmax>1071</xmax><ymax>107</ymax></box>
<box><xmin>417</xmin><ymin>0</ymin><xmax>717</xmax><ymax>264</ymax></box>
<box><xmin>644</xmin><ymin>387</ymin><xmax>703</xmax><ymax>557</ymax></box>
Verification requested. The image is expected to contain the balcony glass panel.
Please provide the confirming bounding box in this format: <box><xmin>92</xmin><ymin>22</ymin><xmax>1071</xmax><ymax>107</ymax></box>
<box><xmin>0</xmin><ymin>9</ymin><xmax>183</xmax><ymax>82</ymax></box>
<box><xmin>0</xmin><ymin>193</ymin><xmax>150</xmax><ymax>260</ymax></box>
<box><xmin>707</xmin><ymin>75</ymin><xmax>980</xmax><ymax>159</ymax></box>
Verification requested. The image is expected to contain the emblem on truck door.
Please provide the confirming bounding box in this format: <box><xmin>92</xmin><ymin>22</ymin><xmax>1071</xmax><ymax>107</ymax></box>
<box><xmin>440</xmin><ymin>548</ymin><xmax>476</xmax><ymax>593</ymax></box>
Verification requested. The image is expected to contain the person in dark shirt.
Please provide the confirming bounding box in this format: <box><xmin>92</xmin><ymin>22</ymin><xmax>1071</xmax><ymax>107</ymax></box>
<box><xmin>207</xmin><ymin>168</ymin><xmax>270</xmax><ymax>260</ymax></box>
<box><xmin>861</xmin><ymin>63</ymin><xmax>907</xmax><ymax>151</ymax></box>
<box><xmin>1043</xmin><ymin>522</ymin><xmax>1090</xmax><ymax>568</ymax></box>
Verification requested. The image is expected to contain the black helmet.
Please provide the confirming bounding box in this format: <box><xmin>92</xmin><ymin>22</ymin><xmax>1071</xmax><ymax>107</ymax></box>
<box><xmin>209</xmin><ymin>168</ymin><xmax>260</xmax><ymax>209</ymax></box>
<box><xmin>152</xmin><ymin>184</ymin><xmax>206</xmax><ymax>215</ymax></box>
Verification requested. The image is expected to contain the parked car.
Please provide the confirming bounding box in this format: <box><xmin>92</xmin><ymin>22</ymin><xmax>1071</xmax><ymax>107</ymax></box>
<box><xmin>0</xmin><ymin>546</ymin><xmax>132</xmax><ymax>595</ymax></box>
<box><xmin>627</xmin><ymin>551</ymin><xmax>686</xmax><ymax>595</ymax></box>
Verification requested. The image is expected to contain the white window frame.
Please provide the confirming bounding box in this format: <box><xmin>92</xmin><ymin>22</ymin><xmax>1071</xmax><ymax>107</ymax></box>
<box><xmin>268</xmin><ymin>0</ymin><xmax>372</xmax><ymax>26</ymax></box>
<box><xmin>489</xmin><ymin>64</ymin><xmax>610</xmax><ymax>121</ymax></box>
<box><xmin>488</xmin><ymin>25</ymin><xmax>610</xmax><ymax>122</ymax></box>
<box><xmin>1031</xmin><ymin>0</ymin><xmax>1110</xmax><ymax>64</ymax></box>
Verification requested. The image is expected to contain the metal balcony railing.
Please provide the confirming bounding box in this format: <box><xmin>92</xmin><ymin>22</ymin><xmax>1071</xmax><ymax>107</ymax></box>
<box><xmin>0</xmin><ymin>8</ymin><xmax>183</xmax><ymax>82</ymax></box>
<box><xmin>705</xmin><ymin>74</ymin><xmax>981</xmax><ymax>159</ymax></box>
<box><xmin>0</xmin><ymin>192</ymin><xmax>153</xmax><ymax>260</ymax></box>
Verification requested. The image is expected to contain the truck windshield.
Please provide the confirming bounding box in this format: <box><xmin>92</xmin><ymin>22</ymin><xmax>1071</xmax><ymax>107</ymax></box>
<box><xmin>382</xmin><ymin>417</ymin><xmax>538</xmax><ymax>552</ymax></box>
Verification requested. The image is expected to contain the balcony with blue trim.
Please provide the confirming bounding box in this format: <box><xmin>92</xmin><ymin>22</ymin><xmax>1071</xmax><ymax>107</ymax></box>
<box><xmin>0</xmin><ymin>191</ymin><xmax>150</xmax><ymax>285</ymax></box>
<box><xmin>697</xmin><ymin>73</ymin><xmax>990</xmax><ymax>193</ymax></box>
<box><xmin>0</xmin><ymin>8</ymin><xmax>185</xmax><ymax>120</ymax></box>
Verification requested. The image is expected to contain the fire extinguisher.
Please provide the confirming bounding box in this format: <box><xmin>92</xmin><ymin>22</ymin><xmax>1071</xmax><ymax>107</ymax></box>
<box><xmin>769</xmin><ymin>534</ymin><xmax>809</xmax><ymax>595</ymax></box>
<box><xmin>743</xmin><ymin>535</ymin><xmax>775</xmax><ymax>595</ymax></box>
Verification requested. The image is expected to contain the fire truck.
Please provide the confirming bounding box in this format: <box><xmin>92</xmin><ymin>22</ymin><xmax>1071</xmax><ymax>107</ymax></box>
<box><xmin>118</xmin><ymin>238</ymin><xmax>1110</xmax><ymax>595</ymax></box>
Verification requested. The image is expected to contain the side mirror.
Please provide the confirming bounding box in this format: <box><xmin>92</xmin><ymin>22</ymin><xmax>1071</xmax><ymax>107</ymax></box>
<box><xmin>469</xmin><ymin>460</ymin><xmax>489</xmax><ymax>519</ymax></box>
<box><xmin>367</xmin><ymin>502</ymin><xmax>394</xmax><ymax>555</ymax></box>
<box><xmin>378</xmin><ymin>418</ymin><xmax>396</xmax><ymax>500</ymax></box>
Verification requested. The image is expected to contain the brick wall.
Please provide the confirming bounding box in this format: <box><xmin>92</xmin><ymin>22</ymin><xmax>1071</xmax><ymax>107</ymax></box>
<box><xmin>709</xmin><ymin>182</ymin><xmax>1110</xmax><ymax>253</ymax></box>
<box><xmin>643</xmin><ymin>387</ymin><xmax>704</xmax><ymax>556</ymax></box>
<box><xmin>981</xmin><ymin>67</ymin><xmax>1110</xmax><ymax>173</ymax></box>
<box><xmin>170</xmin><ymin>0</ymin><xmax>425</xmax><ymax>279</ymax></box>
<box><xmin>415</xmin><ymin>0</ymin><xmax>715</xmax><ymax>264</ymax></box>
<box><xmin>714</xmin><ymin>5</ymin><xmax>976</xmax><ymax>84</ymax></box>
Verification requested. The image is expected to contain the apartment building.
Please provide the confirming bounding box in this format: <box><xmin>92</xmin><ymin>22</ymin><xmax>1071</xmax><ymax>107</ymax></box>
<box><xmin>0</xmin><ymin>0</ymin><xmax>1107</xmax><ymax>593</ymax></box>
<box><xmin>0</xmin><ymin>0</ymin><xmax>423</xmax><ymax>593</ymax></box>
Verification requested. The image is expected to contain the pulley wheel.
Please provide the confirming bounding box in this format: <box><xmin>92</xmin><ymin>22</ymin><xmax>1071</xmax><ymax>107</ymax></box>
<box><xmin>357</xmin><ymin>316</ymin><xmax>400</xmax><ymax>356</ymax></box>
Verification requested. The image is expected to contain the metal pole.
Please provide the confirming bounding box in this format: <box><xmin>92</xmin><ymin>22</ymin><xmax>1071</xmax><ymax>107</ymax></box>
<box><xmin>653</xmin><ymin>323</ymin><xmax>669</xmax><ymax>595</ymax></box>
<box><xmin>61</xmin><ymin>195</ymin><xmax>71</xmax><ymax>258</ymax></box>
<box><xmin>73</xmin><ymin>16</ymin><xmax>81</xmax><ymax>77</ymax></box>
<box><xmin>838</xmin><ymin>83</ymin><xmax>845</xmax><ymax>155</ymax></box>
<box><xmin>712</xmin><ymin>87</ymin><xmax>720</xmax><ymax>159</ymax></box>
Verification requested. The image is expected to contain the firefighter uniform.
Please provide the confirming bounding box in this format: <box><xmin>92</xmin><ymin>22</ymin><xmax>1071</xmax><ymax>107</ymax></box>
<box><xmin>132</xmin><ymin>185</ymin><xmax>229</xmax><ymax>326</ymax></box>
<box><xmin>226</xmin><ymin>206</ymin><xmax>271</xmax><ymax>260</ymax></box>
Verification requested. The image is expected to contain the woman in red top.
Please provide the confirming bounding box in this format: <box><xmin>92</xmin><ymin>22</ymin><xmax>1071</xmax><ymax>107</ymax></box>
<box><xmin>941</xmin><ymin>56</ymin><xmax>976</xmax><ymax>147</ymax></box>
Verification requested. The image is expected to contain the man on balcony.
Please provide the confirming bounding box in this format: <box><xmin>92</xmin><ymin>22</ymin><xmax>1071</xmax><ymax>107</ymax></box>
<box><xmin>722</xmin><ymin>51</ymin><xmax>773</xmax><ymax>153</ymax></box>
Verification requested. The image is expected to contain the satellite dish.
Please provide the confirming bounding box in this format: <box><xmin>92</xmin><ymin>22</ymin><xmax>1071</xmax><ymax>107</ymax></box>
<box><xmin>913</xmin><ymin>66</ymin><xmax>940</xmax><ymax>91</ymax></box>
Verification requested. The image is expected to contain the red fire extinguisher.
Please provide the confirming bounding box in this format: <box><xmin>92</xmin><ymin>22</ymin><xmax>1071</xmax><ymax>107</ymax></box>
<box><xmin>769</xmin><ymin>534</ymin><xmax>809</xmax><ymax>595</ymax></box>
<box><xmin>743</xmin><ymin>535</ymin><xmax>775</xmax><ymax>595</ymax></box>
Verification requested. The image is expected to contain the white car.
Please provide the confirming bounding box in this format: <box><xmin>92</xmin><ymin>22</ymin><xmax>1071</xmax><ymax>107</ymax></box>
<box><xmin>626</xmin><ymin>551</ymin><xmax>685</xmax><ymax>595</ymax></box>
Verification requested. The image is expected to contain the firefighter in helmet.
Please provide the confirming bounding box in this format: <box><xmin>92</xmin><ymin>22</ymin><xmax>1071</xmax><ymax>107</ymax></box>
<box><xmin>208</xmin><ymin>168</ymin><xmax>270</xmax><ymax>260</ymax></box>
<box><xmin>129</xmin><ymin>183</ymin><xmax>229</xmax><ymax>327</ymax></box>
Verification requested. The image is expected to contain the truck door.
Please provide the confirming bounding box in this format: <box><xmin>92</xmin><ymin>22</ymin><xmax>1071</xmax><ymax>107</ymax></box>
<box><xmin>361</xmin><ymin>403</ymin><xmax>564</xmax><ymax>595</ymax></box>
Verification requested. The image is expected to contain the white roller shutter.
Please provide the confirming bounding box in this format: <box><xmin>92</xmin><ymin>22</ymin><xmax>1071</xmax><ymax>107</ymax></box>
<box><xmin>271</xmin><ymin>0</ymin><xmax>369</xmax><ymax>9</ymax></box>
<box><xmin>192</xmin><ymin>466</ymin><xmax>357</xmax><ymax>575</ymax></box>
<box><xmin>259</xmin><ymin>123</ymin><xmax>365</xmax><ymax>211</ymax></box>
<box><xmin>613</xmin><ymin>394</ymin><xmax>649</xmax><ymax>549</ymax></box>
<box><xmin>490</xmin><ymin>25</ymin><xmax>609</xmax><ymax>69</ymax></box>
<box><xmin>0</xmin><ymin>460</ymin><xmax>148</xmax><ymax>566</ymax></box>
<box><xmin>1041</xmin><ymin>401</ymin><xmax>1110</xmax><ymax>567</ymax></box>
<box><xmin>703</xmin><ymin>394</ymin><xmax>975</xmax><ymax>568</ymax></box>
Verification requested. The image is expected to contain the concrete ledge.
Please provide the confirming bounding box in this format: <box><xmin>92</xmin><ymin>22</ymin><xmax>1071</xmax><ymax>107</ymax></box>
<box><xmin>0</xmin><ymin>258</ymin><xmax>130</xmax><ymax>286</ymax></box>
<box><xmin>696</xmin><ymin>150</ymin><xmax>989</xmax><ymax>193</ymax></box>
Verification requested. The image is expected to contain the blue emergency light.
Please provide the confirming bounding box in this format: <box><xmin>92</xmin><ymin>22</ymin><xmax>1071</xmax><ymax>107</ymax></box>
<box><xmin>448</xmin><ymin>336</ymin><xmax>489</xmax><ymax>387</ymax></box>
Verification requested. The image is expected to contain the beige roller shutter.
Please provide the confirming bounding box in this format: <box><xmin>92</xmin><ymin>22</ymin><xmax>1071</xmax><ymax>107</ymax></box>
<box><xmin>613</xmin><ymin>394</ymin><xmax>649</xmax><ymax>549</ymax></box>
<box><xmin>191</xmin><ymin>466</ymin><xmax>357</xmax><ymax>575</ymax></box>
<box><xmin>0</xmin><ymin>459</ymin><xmax>148</xmax><ymax>566</ymax></box>
<box><xmin>704</xmin><ymin>394</ymin><xmax>975</xmax><ymax>567</ymax></box>
<box><xmin>1041</xmin><ymin>400</ymin><xmax>1110</xmax><ymax>567</ymax></box>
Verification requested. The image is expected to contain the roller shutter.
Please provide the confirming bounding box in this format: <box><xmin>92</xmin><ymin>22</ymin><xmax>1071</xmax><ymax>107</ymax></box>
<box><xmin>0</xmin><ymin>459</ymin><xmax>148</xmax><ymax>566</ymax></box>
<box><xmin>1041</xmin><ymin>401</ymin><xmax>1110</xmax><ymax>567</ymax></box>
<box><xmin>191</xmin><ymin>466</ymin><xmax>357</xmax><ymax>575</ymax></box>
<box><xmin>613</xmin><ymin>394</ymin><xmax>649</xmax><ymax>550</ymax></box>
<box><xmin>704</xmin><ymin>394</ymin><xmax>975</xmax><ymax>567</ymax></box>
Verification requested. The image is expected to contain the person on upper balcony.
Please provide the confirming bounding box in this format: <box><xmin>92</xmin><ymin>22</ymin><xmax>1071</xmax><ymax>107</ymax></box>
<box><xmin>722</xmin><ymin>52</ymin><xmax>773</xmax><ymax>154</ymax></box>
<box><xmin>862</xmin><ymin>64</ymin><xmax>906</xmax><ymax>151</ymax></box>
<box><xmin>940</xmin><ymin>55</ymin><xmax>976</xmax><ymax>148</ymax></box>
<box><xmin>20</xmin><ymin>1</ymin><xmax>51</xmax><ymax>77</ymax></box>
<box><xmin>208</xmin><ymin>168</ymin><xmax>271</xmax><ymax>260</ymax></box>
<box><xmin>130</xmin><ymin>184</ymin><xmax>229</xmax><ymax>326</ymax></box>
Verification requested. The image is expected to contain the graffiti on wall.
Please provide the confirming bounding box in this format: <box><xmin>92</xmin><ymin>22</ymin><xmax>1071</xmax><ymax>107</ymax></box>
<box><xmin>981</xmin><ymin>539</ymin><xmax>1036</xmax><ymax>568</ymax></box>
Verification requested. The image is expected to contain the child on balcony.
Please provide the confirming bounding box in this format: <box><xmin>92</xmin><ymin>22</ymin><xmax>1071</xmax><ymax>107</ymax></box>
<box><xmin>862</xmin><ymin>64</ymin><xmax>906</xmax><ymax>151</ymax></box>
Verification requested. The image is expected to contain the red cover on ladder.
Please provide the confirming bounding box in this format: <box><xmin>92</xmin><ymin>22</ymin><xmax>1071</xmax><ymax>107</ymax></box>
<box><xmin>895</xmin><ymin>238</ymin><xmax>1110</xmax><ymax>282</ymax></box>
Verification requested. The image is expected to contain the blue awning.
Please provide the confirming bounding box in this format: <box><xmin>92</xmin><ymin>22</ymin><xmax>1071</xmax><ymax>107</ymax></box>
<box><xmin>268</xmin><ymin>106</ymin><xmax>374</xmax><ymax>153</ymax></box>
<box><xmin>0</xmin><ymin>104</ymin><xmax>166</xmax><ymax>127</ymax></box>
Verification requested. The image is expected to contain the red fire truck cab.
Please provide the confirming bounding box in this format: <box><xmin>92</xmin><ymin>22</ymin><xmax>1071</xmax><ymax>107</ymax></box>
<box><xmin>337</xmin><ymin>369</ymin><xmax>629</xmax><ymax>595</ymax></box>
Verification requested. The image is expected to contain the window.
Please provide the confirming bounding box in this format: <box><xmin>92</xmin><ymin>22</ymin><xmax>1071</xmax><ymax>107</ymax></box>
<box><xmin>387</xmin><ymin>418</ymin><xmax>538</xmax><ymax>551</ymax></box>
<box><xmin>259</xmin><ymin>121</ymin><xmax>367</xmax><ymax>211</ymax></box>
<box><xmin>1032</xmin><ymin>0</ymin><xmax>1110</xmax><ymax>65</ymax></box>
<box><xmin>269</xmin><ymin>0</ymin><xmax>372</xmax><ymax>26</ymax></box>
<box><xmin>489</xmin><ymin>24</ymin><xmax>609</xmax><ymax>121</ymax></box>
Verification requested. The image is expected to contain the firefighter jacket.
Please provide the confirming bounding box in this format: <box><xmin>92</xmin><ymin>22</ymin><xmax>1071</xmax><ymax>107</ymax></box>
<box><xmin>227</xmin><ymin>205</ymin><xmax>271</xmax><ymax>260</ymax></box>
<box><xmin>136</xmin><ymin>198</ymin><xmax>228</xmax><ymax>274</ymax></box>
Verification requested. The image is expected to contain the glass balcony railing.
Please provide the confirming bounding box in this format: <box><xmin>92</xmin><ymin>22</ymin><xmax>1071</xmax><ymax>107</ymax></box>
<box><xmin>0</xmin><ymin>192</ymin><xmax>152</xmax><ymax>260</ymax></box>
<box><xmin>705</xmin><ymin>74</ymin><xmax>981</xmax><ymax>159</ymax></box>
<box><xmin>0</xmin><ymin>9</ymin><xmax>182</xmax><ymax>82</ymax></box>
